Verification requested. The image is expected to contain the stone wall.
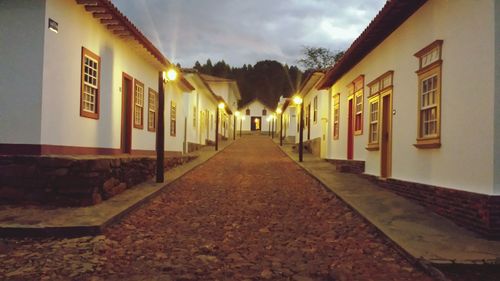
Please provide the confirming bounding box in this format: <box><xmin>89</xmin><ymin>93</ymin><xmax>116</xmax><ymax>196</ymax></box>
<box><xmin>362</xmin><ymin>175</ymin><xmax>500</xmax><ymax>240</ymax></box>
<box><xmin>326</xmin><ymin>159</ymin><xmax>366</xmax><ymax>174</ymax></box>
<box><xmin>0</xmin><ymin>155</ymin><xmax>196</xmax><ymax>207</ymax></box>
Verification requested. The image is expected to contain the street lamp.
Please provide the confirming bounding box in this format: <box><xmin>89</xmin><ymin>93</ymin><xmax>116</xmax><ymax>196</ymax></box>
<box><xmin>215</xmin><ymin>102</ymin><xmax>225</xmax><ymax>151</ymax></box>
<box><xmin>240</xmin><ymin>116</ymin><xmax>245</xmax><ymax>137</ymax></box>
<box><xmin>157</xmin><ymin>67</ymin><xmax>177</xmax><ymax>183</ymax></box>
<box><xmin>293</xmin><ymin>95</ymin><xmax>304</xmax><ymax>162</ymax></box>
<box><xmin>234</xmin><ymin>111</ymin><xmax>240</xmax><ymax>140</ymax></box>
<box><xmin>276</xmin><ymin>107</ymin><xmax>283</xmax><ymax>146</ymax></box>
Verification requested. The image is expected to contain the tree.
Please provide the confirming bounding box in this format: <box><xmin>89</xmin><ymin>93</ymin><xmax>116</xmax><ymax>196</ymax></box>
<box><xmin>298</xmin><ymin>46</ymin><xmax>344</xmax><ymax>70</ymax></box>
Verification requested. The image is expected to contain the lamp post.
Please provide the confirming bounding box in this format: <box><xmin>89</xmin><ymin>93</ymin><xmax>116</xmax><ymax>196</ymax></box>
<box><xmin>240</xmin><ymin>116</ymin><xmax>245</xmax><ymax>137</ymax></box>
<box><xmin>234</xmin><ymin>111</ymin><xmax>240</xmax><ymax>140</ymax></box>
<box><xmin>276</xmin><ymin>108</ymin><xmax>283</xmax><ymax>146</ymax></box>
<box><xmin>157</xmin><ymin>68</ymin><xmax>177</xmax><ymax>183</ymax></box>
<box><xmin>215</xmin><ymin>102</ymin><xmax>225</xmax><ymax>151</ymax></box>
<box><xmin>293</xmin><ymin>95</ymin><xmax>304</xmax><ymax>162</ymax></box>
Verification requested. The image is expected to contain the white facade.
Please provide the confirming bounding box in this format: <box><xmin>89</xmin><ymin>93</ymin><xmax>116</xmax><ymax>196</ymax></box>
<box><xmin>325</xmin><ymin>0</ymin><xmax>498</xmax><ymax>195</ymax></box>
<box><xmin>0</xmin><ymin>0</ymin><xmax>189</xmax><ymax>155</ymax></box>
<box><xmin>239</xmin><ymin>100</ymin><xmax>274</xmax><ymax>133</ymax></box>
<box><xmin>296</xmin><ymin>72</ymin><xmax>330</xmax><ymax>158</ymax></box>
<box><xmin>0</xmin><ymin>0</ymin><xmax>46</xmax><ymax>145</ymax></box>
<box><xmin>183</xmin><ymin>72</ymin><xmax>218</xmax><ymax>148</ymax></box>
<box><xmin>201</xmin><ymin>75</ymin><xmax>241</xmax><ymax>139</ymax></box>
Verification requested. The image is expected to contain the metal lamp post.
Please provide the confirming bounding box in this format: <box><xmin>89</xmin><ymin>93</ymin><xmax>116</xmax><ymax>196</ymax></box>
<box><xmin>293</xmin><ymin>95</ymin><xmax>304</xmax><ymax>162</ymax></box>
<box><xmin>215</xmin><ymin>102</ymin><xmax>225</xmax><ymax>151</ymax></box>
<box><xmin>157</xmin><ymin>68</ymin><xmax>177</xmax><ymax>183</ymax></box>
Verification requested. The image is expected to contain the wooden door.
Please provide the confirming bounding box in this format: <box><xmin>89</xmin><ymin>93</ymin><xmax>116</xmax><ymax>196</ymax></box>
<box><xmin>121</xmin><ymin>73</ymin><xmax>133</xmax><ymax>153</ymax></box>
<box><xmin>380</xmin><ymin>91</ymin><xmax>392</xmax><ymax>178</ymax></box>
<box><xmin>347</xmin><ymin>98</ymin><xmax>354</xmax><ymax>159</ymax></box>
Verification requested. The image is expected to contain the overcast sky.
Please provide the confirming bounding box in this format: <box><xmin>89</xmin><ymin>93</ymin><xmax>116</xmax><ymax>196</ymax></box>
<box><xmin>112</xmin><ymin>0</ymin><xmax>386</xmax><ymax>68</ymax></box>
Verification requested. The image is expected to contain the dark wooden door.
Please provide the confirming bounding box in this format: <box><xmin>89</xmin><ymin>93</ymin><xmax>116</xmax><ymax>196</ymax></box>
<box><xmin>121</xmin><ymin>73</ymin><xmax>133</xmax><ymax>153</ymax></box>
<box><xmin>347</xmin><ymin>98</ymin><xmax>354</xmax><ymax>160</ymax></box>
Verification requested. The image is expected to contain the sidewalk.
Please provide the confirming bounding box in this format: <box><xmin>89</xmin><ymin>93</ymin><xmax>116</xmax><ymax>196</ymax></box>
<box><xmin>275</xmin><ymin>140</ymin><xmax>500</xmax><ymax>265</ymax></box>
<box><xmin>0</xmin><ymin>139</ymin><xmax>235</xmax><ymax>237</ymax></box>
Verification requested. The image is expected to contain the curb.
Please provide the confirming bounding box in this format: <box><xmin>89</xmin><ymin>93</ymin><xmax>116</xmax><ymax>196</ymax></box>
<box><xmin>0</xmin><ymin>140</ymin><xmax>238</xmax><ymax>238</ymax></box>
<box><xmin>274</xmin><ymin>142</ymin><xmax>449</xmax><ymax>281</ymax></box>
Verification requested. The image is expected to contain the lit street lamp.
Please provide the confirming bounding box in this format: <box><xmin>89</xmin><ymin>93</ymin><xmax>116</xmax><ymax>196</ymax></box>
<box><xmin>276</xmin><ymin>107</ymin><xmax>283</xmax><ymax>146</ymax></box>
<box><xmin>216</xmin><ymin>102</ymin><xmax>225</xmax><ymax>151</ymax></box>
<box><xmin>157</xmin><ymin>67</ymin><xmax>177</xmax><ymax>183</ymax></box>
<box><xmin>293</xmin><ymin>95</ymin><xmax>304</xmax><ymax>162</ymax></box>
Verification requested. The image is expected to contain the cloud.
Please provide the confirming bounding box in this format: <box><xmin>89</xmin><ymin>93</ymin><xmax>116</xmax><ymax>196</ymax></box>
<box><xmin>112</xmin><ymin>0</ymin><xmax>385</xmax><ymax>67</ymax></box>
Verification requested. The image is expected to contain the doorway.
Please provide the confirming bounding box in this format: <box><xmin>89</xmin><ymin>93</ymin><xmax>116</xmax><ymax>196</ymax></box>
<box><xmin>121</xmin><ymin>73</ymin><xmax>133</xmax><ymax>154</ymax></box>
<box><xmin>251</xmin><ymin>117</ymin><xmax>261</xmax><ymax>131</ymax></box>
<box><xmin>380</xmin><ymin>91</ymin><xmax>392</xmax><ymax>178</ymax></box>
<box><xmin>347</xmin><ymin>97</ymin><xmax>354</xmax><ymax>160</ymax></box>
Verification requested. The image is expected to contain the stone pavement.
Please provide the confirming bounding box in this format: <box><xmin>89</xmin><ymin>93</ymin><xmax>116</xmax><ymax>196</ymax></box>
<box><xmin>0</xmin><ymin>139</ymin><xmax>234</xmax><ymax>237</ymax></box>
<box><xmin>0</xmin><ymin>135</ymin><xmax>435</xmax><ymax>280</ymax></box>
<box><xmin>275</xmin><ymin>138</ymin><xmax>500</xmax><ymax>265</ymax></box>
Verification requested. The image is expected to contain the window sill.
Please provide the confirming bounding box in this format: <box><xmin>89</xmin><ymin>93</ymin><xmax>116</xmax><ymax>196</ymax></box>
<box><xmin>134</xmin><ymin>124</ymin><xmax>144</xmax><ymax>130</ymax></box>
<box><xmin>414</xmin><ymin>137</ymin><xmax>441</xmax><ymax>149</ymax></box>
<box><xmin>365</xmin><ymin>143</ymin><xmax>379</xmax><ymax>151</ymax></box>
<box><xmin>80</xmin><ymin>111</ymin><xmax>99</xmax><ymax>120</ymax></box>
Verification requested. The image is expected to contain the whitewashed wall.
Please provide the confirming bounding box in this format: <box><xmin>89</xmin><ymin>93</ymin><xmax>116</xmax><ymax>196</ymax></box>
<box><xmin>240</xmin><ymin>101</ymin><xmax>273</xmax><ymax>132</ymax></box>
<box><xmin>183</xmin><ymin>85</ymin><xmax>198</xmax><ymax>148</ymax></box>
<box><xmin>327</xmin><ymin>0</ymin><xmax>496</xmax><ymax>195</ymax></box>
<box><xmin>164</xmin><ymin>83</ymin><xmax>187</xmax><ymax>153</ymax></box>
<box><xmin>197</xmin><ymin>87</ymin><xmax>217</xmax><ymax>144</ymax></box>
<box><xmin>494</xmin><ymin>1</ymin><xmax>500</xmax><ymax>194</ymax></box>
<box><xmin>41</xmin><ymin>0</ymin><xmax>174</xmax><ymax>152</ymax></box>
<box><xmin>0</xmin><ymin>0</ymin><xmax>46</xmax><ymax>145</ymax></box>
<box><xmin>299</xmin><ymin>89</ymin><xmax>329</xmax><ymax>145</ymax></box>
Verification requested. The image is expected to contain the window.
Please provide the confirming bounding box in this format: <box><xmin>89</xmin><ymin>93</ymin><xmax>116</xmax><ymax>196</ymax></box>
<box><xmin>80</xmin><ymin>47</ymin><xmax>100</xmax><ymax>119</ymax></box>
<box><xmin>368</xmin><ymin>98</ymin><xmax>379</xmax><ymax>145</ymax></box>
<box><xmin>414</xmin><ymin>40</ymin><xmax>443</xmax><ymax>148</ymax></box>
<box><xmin>313</xmin><ymin>96</ymin><xmax>318</xmax><ymax>124</ymax></box>
<box><xmin>262</xmin><ymin>109</ymin><xmax>267</xmax><ymax>116</ymax></box>
<box><xmin>133</xmin><ymin>80</ymin><xmax>144</xmax><ymax>129</ymax></box>
<box><xmin>366</xmin><ymin>71</ymin><xmax>393</xmax><ymax>150</ymax></box>
<box><xmin>170</xmin><ymin>101</ymin><xmax>176</xmax><ymax>136</ymax></box>
<box><xmin>351</xmin><ymin>75</ymin><xmax>364</xmax><ymax>135</ymax></box>
<box><xmin>246</xmin><ymin>109</ymin><xmax>250</xmax><ymax>115</ymax></box>
<box><xmin>193</xmin><ymin>106</ymin><xmax>197</xmax><ymax>127</ymax></box>
<box><xmin>148</xmin><ymin>88</ymin><xmax>157</xmax><ymax>132</ymax></box>
<box><xmin>333</xmin><ymin>94</ymin><xmax>340</xmax><ymax>140</ymax></box>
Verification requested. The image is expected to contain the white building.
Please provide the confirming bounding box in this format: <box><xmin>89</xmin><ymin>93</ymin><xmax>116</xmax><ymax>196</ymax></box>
<box><xmin>318</xmin><ymin>0</ymin><xmax>500</xmax><ymax>238</ymax></box>
<box><xmin>182</xmin><ymin>70</ymin><xmax>220</xmax><ymax>152</ymax></box>
<box><xmin>277</xmin><ymin>98</ymin><xmax>296</xmax><ymax>144</ymax></box>
<box><xmin>296</xmin><ymin>71</ymin><xmax>329</xmax><ymax>158</ymax></box>
<box><xmin>239</xmin><ymin>99</ymin><xmax>274</xmax><ymax>133</ymax></box>
<box><xmin>200</xmin><ymin>74</ymin><xmax>241</xmax><ymax>139</ymax></box>
<box><xmin>0</xmin><ymin>0</ymin><xmax>192</xmax><ymax>156</ymax></box>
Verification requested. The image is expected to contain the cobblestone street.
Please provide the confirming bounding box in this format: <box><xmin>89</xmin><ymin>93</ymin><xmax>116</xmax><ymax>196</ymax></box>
<box><xmin>0</xmin><ymin>135</ymin><xmax>435</xmax><ymax>280</ymax></box>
